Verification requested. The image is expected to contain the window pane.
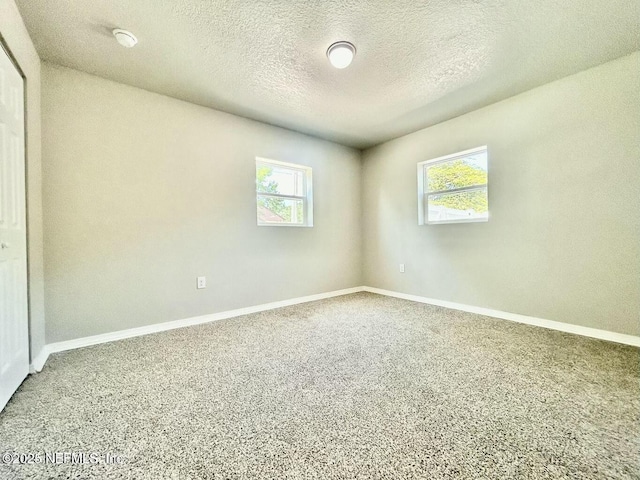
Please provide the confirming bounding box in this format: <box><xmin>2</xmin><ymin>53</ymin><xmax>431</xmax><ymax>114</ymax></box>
<box><xmin>257</xmin><ymin>196</ymin><xmax>304</xmax><ymax>224</ymax></box>
<box><xmin>256</xmin><ymin>164</ymin><xmax>303</xmax><ymax>196</ymax></box>
<box><xmin>427</xmin><ymin>187</ymin><xmax>488</xmax><ymax>222</ymax></box>
<box><xmin>426</xmin><ymin>151</ymin><xmax>487</xmax><ymax>192</ymax></box>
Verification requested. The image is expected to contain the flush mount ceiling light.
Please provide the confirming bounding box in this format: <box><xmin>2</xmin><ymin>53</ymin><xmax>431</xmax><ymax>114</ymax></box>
<box><xmin>327</xmin><ymin>41</ymin><xmax>356</xmax><ymax>69</ymax></box>
<box><xmin>112</xmin><ymin>28</ymin><xmax>138</xmax><ymax>48</ymax></box>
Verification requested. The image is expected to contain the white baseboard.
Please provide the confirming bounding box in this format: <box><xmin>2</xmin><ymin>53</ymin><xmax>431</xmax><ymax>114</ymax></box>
<box><xmin>42</xmin><ymin>286</ymin><xmax>367</xmax><ymax>359</ymax></box>
<box><xmin>363</xmin><ymin>287</ymin><xmax>640</xmax><ymax>347</ymax></box>
<box><xmin>30</xmin><ymin>284</ymin><xmax>638</xmax><ymax>373</ymax></box>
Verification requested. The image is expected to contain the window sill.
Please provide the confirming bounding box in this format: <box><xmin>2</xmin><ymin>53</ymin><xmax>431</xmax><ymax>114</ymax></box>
<box><xmin>257</xmin><ymin>223</ymin><xmax>313</xmax><ymax>228</ymax></box>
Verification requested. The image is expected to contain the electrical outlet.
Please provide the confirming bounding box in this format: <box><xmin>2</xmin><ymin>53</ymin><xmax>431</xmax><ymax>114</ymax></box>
<box><xmin>197</xmin><ymin>276</ymin><xmax>206</xmax><ymax>289</ymax></box>
<box><xmin>399</xmin><ymin>264</ymin><xmax>405</xmax><ymax>273</ymax></box>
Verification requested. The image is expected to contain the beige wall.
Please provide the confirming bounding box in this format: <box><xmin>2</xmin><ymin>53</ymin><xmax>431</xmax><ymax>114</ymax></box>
<box><xmin>39</xmin><ymin>50</ymin><xmax>640</xmax><ymax>342</ymax></box>
<box><xmin>42</xmin><ymin>63</ymin><xmax>362</xmax><ymax>343</ymax></box>
<box><xmin>362</xmin><ymin>52</ymin><xmax>640</xmax><ymax>336</ymax></box>
<box><xmin>0</xmin><ymin>0</ymin><xmax>45</xmax><ymax>362</ymax></box>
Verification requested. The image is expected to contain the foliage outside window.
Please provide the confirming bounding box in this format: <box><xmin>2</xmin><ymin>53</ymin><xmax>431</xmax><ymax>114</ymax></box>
<box><xmin>256</xmin><ymin>158</ymin><xmax>313</xmax><ymax>227</ymax></box>
<box><xmin>418</xmin><ymin>146</ymin><xmax>488</xmax><ymax>224</ymax></box>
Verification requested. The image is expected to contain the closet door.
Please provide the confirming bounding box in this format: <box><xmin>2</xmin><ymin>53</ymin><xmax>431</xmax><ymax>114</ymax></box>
<box><xmin>0</xmin><ymin>43</ymin><xmax>29</xmax><ymax>413</ymax></box>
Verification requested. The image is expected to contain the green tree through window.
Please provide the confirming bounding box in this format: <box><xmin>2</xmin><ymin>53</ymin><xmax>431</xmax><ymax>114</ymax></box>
<box><xmin>257</xmin><ymin>166</ymin><xmax>306</xmax><ymax>223</ymax></box>
<box><xmin>256</xmin><ymin>159</ymin><xmax>312</xmax><ymax>226</ymax></box>
<box><xmin>256</xmin><ymin>166</ymin><xmax>291</xmax><ymax>220</ymax></box>
<box><xmin>427</xmin><ymin>159</ymin><xmax>488</xmax><ymax>213</ymax></box>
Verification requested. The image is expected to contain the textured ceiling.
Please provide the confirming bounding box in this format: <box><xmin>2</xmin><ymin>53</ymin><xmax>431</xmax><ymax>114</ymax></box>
<box><xmin>16</xmin><ymin>0</ymin><xmax>640</xmax><ymax>149</ymax></box>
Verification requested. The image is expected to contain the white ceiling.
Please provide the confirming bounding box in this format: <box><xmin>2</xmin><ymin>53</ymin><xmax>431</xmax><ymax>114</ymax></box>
<box><xmin>16</xmin><ymin>0</ymin><xmax>640</xmax><ymax>149</ymax></box>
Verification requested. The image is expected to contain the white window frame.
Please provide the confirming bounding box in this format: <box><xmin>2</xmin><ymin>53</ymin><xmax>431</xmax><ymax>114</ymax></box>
<box><xmin>256</xmin><ymin>157</ymin><xmax>313</xmax><ymax>227</ymax></box>
<box><xmin>417</xmin><ymin>146</ymin><xmax>488</xmax><ymax>225</ymax></box>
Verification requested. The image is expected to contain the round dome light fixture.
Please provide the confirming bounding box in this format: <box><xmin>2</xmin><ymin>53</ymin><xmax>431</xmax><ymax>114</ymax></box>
<box><xmin>112</xmin><ymin>28</ymin><xmax>138</xmax><ymax>48</ymax></box>
<box><xmin>327</xmin><ymin>41</ymin><xmax>356</xmax><ymax>69</ymax></box>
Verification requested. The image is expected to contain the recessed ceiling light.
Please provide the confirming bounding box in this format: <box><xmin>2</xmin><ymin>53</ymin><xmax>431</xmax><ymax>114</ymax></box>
<box><xmin>327</xmin><ymin>41</ymin><xmax>356</xmax><ymax>69</ymax></box>
<box><xmin>112</xmin><ymin>28</ymin><xmax>138</xmax><ymax>48</ymax></box>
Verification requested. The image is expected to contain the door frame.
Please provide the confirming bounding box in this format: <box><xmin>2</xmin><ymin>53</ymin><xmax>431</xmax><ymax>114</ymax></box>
<box><xmin>0</xmin><ymin>34</ymin><xmax>33</xmax><ymax>367</ymax></box>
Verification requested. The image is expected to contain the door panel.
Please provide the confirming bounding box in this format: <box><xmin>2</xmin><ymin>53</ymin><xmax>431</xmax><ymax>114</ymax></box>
<box><xmin>0</xmin><ymin>43</ymin><xmax>28</xmax><ymax>412</ymax></box>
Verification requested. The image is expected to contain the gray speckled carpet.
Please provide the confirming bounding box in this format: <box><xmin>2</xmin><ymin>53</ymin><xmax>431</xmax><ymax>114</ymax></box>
<box><xmin>1</xmin><ymin>293</ymin><xmax>638</xmax><ymax>479</ymax></box>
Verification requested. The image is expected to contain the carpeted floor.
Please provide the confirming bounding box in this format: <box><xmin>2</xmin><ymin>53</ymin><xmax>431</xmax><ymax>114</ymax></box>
<box><xmin>0</xmin><ymin>292</ymin><xmax>638</xmax><ymax>479</ymax></box>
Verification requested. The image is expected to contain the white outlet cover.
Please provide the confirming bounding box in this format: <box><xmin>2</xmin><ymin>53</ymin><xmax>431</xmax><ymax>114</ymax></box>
<box><xmin>399</xmin><ymin>264</ymin><xmax>405</xmax><ymax>273</ymax></box>
<box><xmin>197</xmin><ymin>276</ymin><xmax>206</xmax><ymax>289</ymax></box>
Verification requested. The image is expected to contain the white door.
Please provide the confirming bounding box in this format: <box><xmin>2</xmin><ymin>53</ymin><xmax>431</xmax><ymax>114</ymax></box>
<box><xmin>0</xmin><ymin>44</ymin><xmax>28</xmax><ymax>412</ymax></box>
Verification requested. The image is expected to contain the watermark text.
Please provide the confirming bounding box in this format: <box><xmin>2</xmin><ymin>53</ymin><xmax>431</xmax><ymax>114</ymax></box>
<box><xmin>1</xmin><ymin>451</ymin><xmax>126</xmax><ymax>465</ymax></box>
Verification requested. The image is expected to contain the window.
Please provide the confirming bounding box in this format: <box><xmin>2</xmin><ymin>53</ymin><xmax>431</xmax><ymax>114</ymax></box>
<box><xmin>256</xmin><ymin>158</ymin><xmax>313</xmax><ymax>227</ymax></box>
<box><xmin>417</xmin><ymin>146</ymin><xmax>488</xmax><ymax>225</ymax></box>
